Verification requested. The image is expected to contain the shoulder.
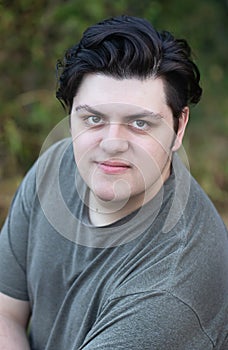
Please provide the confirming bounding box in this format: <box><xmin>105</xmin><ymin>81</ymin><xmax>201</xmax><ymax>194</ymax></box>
<box><xmin>170</xmin><ymin>155</ymin><xmax>228</xmax><ymax>289</ymax></box>
<box><xmin>36</xmin><ymin>137</ymin><xmax>73</xmax><ymax>170</ymax></box>
<box><xmin>35</xmin><ymin>137</ymin><xmax>74</xmax><ymax>188</ymax></box>
<box><xmin>84</xmin><ymin>290</ymin><xmax>214</xmax><ymax>349</ymax></box>
<box><xmin>6</xmin><ymin>138</ymin><xmax>75</xmax><ymax>221</ymax></box>
<box><xmin>170</xmin><ymin>153</ymin><xmax>227</xmax><ymax>234</ymax></box>
<box><xmin>164</xmin><ymin>155</ymin><xmax>228</xmax><ymax>347</ymax></box>
<box><xmin>185</xmin><ymin>169</ymin><xmax>227</xmax><ymax>238</ymax></box>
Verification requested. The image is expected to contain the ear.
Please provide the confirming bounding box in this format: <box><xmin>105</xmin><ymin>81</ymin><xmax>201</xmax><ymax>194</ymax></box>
<box><xmin>172</xmin><ymin>107</ymin><xmax>189</xmax><ymax>151</ymax></box>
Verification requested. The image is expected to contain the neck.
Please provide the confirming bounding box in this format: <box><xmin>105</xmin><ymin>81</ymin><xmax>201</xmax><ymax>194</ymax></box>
<box><xmin>89</xmin><ymin>191</ymin><xmax>144</xmax><ymax>227</ymax></box>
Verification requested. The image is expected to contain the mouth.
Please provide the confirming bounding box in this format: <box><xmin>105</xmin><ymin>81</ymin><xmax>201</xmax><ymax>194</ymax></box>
<box><xmin>96</xmin><ymin>160</ymin><xmax>131</xmax><ymax>175</ymax></box>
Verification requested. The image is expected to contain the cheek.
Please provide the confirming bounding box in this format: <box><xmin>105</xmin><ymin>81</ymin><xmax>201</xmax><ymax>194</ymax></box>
<box><xmin>71</xmin><ymin>130</ymin><xmax>97</xmax><ymax>163</ymax></box>
<box><xmin>133</xmin><ymin>138</ymin><xmax>171</xmax><ymax>173</ymax></box>
<box><xmin>151</xmin><ymin>124</ymin><xmax>175</xmax><ymax>151</ymax></box>
<box><xmin>152</xmin><ymin>127</ymin><xmax>175</xmax><ymax>159</ymax></box>
<box><xmin>72</xmin><ymin>137</ymin><xmax>93</xmax><ymax>184</ymax></box>
<box><xmin>134</xmin><ymin>135</ymin><xmax>168</xmax><ymax>158</ymax></box>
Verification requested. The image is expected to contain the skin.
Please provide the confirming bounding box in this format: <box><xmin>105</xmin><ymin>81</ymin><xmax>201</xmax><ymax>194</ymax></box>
<box><xmin>0</xmin><ymin>292</ymin><xmax>30</xmax><ymax>349</ymax></box>
<box><xmin>70</xmin><ymin>74</ymin><xmax>189</xmax><ymax>226</ymax></box>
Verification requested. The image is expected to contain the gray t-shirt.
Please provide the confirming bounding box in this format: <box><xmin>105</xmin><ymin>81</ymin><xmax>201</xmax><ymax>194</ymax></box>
<box><xmin>0</xmin><ymin>138</ymin><xmax>228</xmax><ymax>350</ymax></box>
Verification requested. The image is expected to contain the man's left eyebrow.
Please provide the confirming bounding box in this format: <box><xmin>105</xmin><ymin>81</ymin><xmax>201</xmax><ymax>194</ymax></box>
<box><xmin>125</xmin><ymin>111</ymin><xmax>164</xmax><ymax>120</ymax></box>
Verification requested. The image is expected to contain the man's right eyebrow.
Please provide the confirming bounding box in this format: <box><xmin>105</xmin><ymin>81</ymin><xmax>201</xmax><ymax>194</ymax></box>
<box><xmin>75</xmin><ymin>104</ymin><xmax>105</xmax><ymax>116</ymax></box>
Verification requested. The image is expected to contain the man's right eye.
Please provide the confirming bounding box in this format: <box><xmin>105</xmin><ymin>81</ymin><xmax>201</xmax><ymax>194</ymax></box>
<box><xmin>85</xmin><ymin>115</ymin><xmax>104</xmax><ymax>126</ymax></box>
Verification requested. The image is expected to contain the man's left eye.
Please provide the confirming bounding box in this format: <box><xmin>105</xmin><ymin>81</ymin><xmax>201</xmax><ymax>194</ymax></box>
<box><xmin>131</xmin><ymin>120</ymin><xmax>149</xmax><ymax>130</ymax></box>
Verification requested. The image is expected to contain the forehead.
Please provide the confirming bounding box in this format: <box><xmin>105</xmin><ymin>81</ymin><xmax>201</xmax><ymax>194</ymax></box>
<box><xmin>73</xmin><ymin>74</ymin><xmax>169</xmax><ymax>114</ymax></box>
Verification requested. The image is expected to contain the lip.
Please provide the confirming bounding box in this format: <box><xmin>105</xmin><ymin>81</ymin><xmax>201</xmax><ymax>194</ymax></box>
<box><xmin>96</xmin><ymin>160</ymin><xmax>131</xmax><ymax>175</ymax></box>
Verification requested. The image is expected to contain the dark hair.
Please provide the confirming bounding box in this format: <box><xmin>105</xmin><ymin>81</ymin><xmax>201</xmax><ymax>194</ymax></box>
<box><xmin>56</xmin><ymin>15</ymin><xmax>202</xmax><ymax>124</ymax></box>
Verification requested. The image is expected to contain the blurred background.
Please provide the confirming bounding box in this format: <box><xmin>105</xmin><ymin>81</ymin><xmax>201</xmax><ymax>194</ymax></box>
<box><xmin>0</xmin><ymin>0</ymin><xmax>227</xmax><ymax>227</ymax></box>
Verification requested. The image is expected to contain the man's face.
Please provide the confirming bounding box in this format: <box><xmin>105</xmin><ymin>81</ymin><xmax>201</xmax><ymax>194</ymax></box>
<box><xmin>71</xmin><ymin>74</ymin><xmax>188</xmax><ymax>207</ymax></box>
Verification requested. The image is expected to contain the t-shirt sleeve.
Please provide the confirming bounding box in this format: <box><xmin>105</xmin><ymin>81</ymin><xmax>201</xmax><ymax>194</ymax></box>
<box><xmin>79</xmin><ymin>292</ymin><xmax>214</xmax><ymax>350</ymax></box>
<box><xmin>0</xmin><ymin>165</ymin><xmax>36</xmax><ymax>301</ymax></box>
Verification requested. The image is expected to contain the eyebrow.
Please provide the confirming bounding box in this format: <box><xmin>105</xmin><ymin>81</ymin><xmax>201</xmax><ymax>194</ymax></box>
<box><xmin>75</xmin><ymin>104</ymin><xmax>106</xmax><ymax>117</ymax></box>
<box><xmin>74</xmin><ymin>104</ymin><xmax>164</xmax><ymax>120</ymax></box>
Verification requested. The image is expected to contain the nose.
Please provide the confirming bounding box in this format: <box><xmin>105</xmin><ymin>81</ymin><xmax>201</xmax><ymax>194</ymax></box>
<box><xmin>100</xmin><ymin>123</ymin><xmax>129</xmax><ymax>154</ymax></box>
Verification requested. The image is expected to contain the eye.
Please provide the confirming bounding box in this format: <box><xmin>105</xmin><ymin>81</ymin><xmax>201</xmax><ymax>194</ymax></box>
<box><xmin>85</xmin><ymin>115</ymin><xmax>104</xmax><ymax>126</ymax></box>
<box><xmin>131</xmin><ymin>120</ymin><xmax>150</xmax><ymax>131</ymax></box>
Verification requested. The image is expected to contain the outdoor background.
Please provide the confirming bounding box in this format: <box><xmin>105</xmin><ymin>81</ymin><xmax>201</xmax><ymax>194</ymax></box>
<box><xmin>0</xmin><ymin>0</ymin><xmax>227</xmax><ymax>227</ymax></box>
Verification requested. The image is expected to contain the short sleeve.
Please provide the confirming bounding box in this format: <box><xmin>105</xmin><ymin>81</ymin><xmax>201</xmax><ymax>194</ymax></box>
<box><xmin>79</xmin><ymin>292</ymin><xmax>214</xmax><ymax>350</ymax></box>
<box><xmin>0</xmin><ymin>165</ymin><xmax>36</xmax><ymax>300</ymax></box>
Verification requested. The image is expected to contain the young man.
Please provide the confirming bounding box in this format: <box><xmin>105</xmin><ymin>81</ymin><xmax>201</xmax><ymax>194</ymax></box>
<box><xmin>0</xmin><ymin>15</ymin><xmax>227</xmax><ymax>350</ymax></box>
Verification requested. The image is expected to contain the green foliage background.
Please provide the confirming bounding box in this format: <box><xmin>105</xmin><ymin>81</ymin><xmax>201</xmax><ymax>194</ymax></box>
<box><xmin>0</xmin><ymin>0</ymin><xmax>227</xmax><ymax>226</ymax></box>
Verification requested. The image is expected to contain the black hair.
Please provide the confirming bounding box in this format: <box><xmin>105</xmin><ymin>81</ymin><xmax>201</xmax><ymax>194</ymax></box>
<box><xmin>56</xmin><ymin>15</ymin><xmax>202</xmax><ymax>127</ymax></box>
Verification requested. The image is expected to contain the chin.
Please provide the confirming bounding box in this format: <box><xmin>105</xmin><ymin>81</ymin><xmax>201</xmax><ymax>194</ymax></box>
<box><xmin>97</xmin><ymin>178</ymin><xmax>132</xmax><ymax>200</ymax></box>
<box><xmin>95</xmin><ymin>189</ymin><xmax>129</xmax><ymax>204</ymax></box>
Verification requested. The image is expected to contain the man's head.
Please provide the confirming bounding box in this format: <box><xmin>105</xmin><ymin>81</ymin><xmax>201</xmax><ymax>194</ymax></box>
<box><xmin>56</xmin><ymin>15</ymin><xmax>202</xmax><ymax>125</ymax></box>
<box><xmin>56</xmin><ymin>16</ymin><xmax>203</xmax><ymax>217</ymax></box>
